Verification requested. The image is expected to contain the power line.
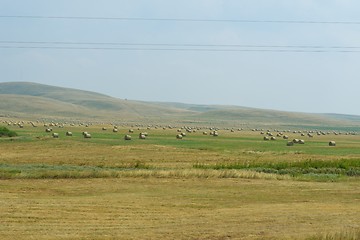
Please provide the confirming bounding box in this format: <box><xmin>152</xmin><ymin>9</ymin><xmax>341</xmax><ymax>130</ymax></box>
<box><xmin>1</xmin><ymin>45</ymin><xmax>360</xmax><ymax>53</ymax></box>
<box><xmin>1</xmin><ymin>15</ymin><xmax>360</xmax><ymax>25</ymax></box>
<box><xmin>1</xmin><ymin>40</ymin><xmax>360</xmax><ymax>50</ymax></box>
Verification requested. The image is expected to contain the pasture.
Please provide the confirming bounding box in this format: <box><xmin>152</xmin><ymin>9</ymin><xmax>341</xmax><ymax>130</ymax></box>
<box><xmin>0</xmin><ymin>121</ymin><xmax>359</xmax><ymax>239</ymax></box>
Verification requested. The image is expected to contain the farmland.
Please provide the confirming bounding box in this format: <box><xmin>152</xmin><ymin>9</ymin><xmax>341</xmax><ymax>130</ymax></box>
<box><xmin>1</xmin><ymin>121</ymin><xmax>360</xmax><ymax>239</ymax></box>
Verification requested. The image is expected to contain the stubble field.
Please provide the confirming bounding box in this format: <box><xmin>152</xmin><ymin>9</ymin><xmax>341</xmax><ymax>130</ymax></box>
<box><xmin>0</xmin><ymin>122</ymin><xmax>359</xmax><ymax>239</ymax></box>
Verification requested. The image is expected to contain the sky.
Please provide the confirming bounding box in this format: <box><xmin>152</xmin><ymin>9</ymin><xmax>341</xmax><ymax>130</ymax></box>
<box><xmin>1</xmin><ymin>0</ymin><xmax>360</xmax><ymax>115</ymax></box>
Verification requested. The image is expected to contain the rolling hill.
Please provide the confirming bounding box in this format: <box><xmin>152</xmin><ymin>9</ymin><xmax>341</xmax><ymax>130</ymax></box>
<box><xmin>1</xmin><ymin>82</ymin><xmax>360</xmax><ymax>129</ymax></box>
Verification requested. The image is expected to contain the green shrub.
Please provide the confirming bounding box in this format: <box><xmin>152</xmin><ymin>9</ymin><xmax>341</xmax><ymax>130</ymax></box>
<box><xmin>194</xmin><ymin>159</ymin><xmax>360</xmax><ymax>178</ymax></box>
<box><xmin>0</xmin><ymin>126</ymin><xmax>18</xmax><ymax>137</ymax></box>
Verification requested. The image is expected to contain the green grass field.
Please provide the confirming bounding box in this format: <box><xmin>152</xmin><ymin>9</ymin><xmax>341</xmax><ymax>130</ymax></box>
<box><xmin>0</xmin><ymin>122</ymin><xmax>359</xmax><ymax>239</ymax></box>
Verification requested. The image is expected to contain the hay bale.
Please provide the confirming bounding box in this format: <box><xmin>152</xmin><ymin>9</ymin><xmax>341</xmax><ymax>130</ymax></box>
<box><xmin>84</xmin><ymin>133</ymin><xmax>91</xmax><ymax>138</ymax></box>
<box><xmin>329</xmin><ymin>141</ymin><xmax>336</xmax><ymax>146</ymax></box>
<box><xmin>52</xmin><ymin>133</ymin><xmax>59</xmax><ymax>138</ymax></box>
<box><xmin>286</xmin><ymin>141</ymin><xmax>294</xmax><ymax>146</ymax></box>
<box><xmin>176</xmin><ymin>134</ymin><xmax>183</xmax><ymax>139</ymax></box>
<box><xmin>124</xmin><ymin>135</ymin><xmax>132</xmax><ymax>140</ymax></box>
<box><xmin>66</xmin><ymin>131</ymin><xmax>73</xmax><ymax>136</ymax></box>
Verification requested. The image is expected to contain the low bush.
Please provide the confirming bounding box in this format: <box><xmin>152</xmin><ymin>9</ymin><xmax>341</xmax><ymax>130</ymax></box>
<box><xmin>0</xmin><ymin>126</ymin><xmax>18</xmax><ymax>137</ymax></box>
<box><xmin>194</xmin><ymin>159</ymin><xmax>360</xmax><ymax>178</ymax></box>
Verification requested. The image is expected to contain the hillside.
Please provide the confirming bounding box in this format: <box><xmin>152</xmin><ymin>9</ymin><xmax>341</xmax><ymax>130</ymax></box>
<box><xmin>0</xmin><ymin>82</ymin><xmax>194</xmax><ymax>120</ymax></box>
<box><xmin>1</xmin><ymin>82</ymin><xmax>360</xmax><ymax>129</ymax></box>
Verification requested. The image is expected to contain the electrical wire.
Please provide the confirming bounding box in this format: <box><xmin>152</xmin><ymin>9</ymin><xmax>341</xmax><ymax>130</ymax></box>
<box><xmin>1</xmin><ymin>45</ymin><xmax>359</xmax><ymax>53</ymax></box>
<box><xmin>1</xmin><ymin>15</ymin><xmax>360</xmax><ymax>25</ymax></box>
<box><xmin>1</xmin><ymin>40</ymin><xmax>360</xmax><ymax>49</ymax></box>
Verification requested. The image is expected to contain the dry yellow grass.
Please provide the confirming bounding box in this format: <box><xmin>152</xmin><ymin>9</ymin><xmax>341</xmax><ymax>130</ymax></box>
<box><xmin>0</xmin><ymin>178</ymin><xmax>359</xmax><ymax>240</ymax></box>
<box><xmin>1</xmin><ymin>123</ymin><xmax>359</xmax><ymax>239</ymax></box>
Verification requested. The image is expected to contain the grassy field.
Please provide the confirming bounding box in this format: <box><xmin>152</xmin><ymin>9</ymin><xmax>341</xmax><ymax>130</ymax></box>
<box><xmin>0</xmin><ymin>122</ymin><xmax>359</xmax><ymax>239</ymax></box>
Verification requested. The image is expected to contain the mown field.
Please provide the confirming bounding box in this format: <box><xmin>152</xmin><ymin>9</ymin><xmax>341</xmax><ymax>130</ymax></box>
<box><xmin>0</xmin><ymin>121</ymin><xmax>359</xmax><ymax>239</ymax></box>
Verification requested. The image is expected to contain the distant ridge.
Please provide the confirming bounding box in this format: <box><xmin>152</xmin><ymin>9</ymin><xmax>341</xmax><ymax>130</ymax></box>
<box><xmin>1</xmin><ymin>82</ymin><xmax>360</xmax><ymax>129</ymax></box>
<box><xmin>0</xmin><ymin>81</ymin><xmax>110</xmax><ymax>98</ymax></box>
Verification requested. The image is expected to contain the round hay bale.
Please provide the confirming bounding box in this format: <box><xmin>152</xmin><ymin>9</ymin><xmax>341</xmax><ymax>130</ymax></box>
<box><xmin>203</xmin><ymin>131</ymin><xmax>208</xmax><ymax>135</ymax></box>
<box><xmin>52</xmin><ymin>133</ymin><xmax>59</xmax><ymax>138</ymax></box>
<box><xmin>263</xmin><ymin>136</ymin><xmax>270</xmax><ymax>141</ymax></box>
<box><xmin>139</xmin><ymin>133</ymin><xmax>146</xmax><ymax>139</ymax></box>
<box><xmin>66</xmin><ymin>131</ymin><xmax>73</xmax><ymax>136</ymax></box>
<box><xmin>286</xmin><ymin>141</ymin><xmax>294</xmax><ymax>146</ymax></box>
<box><xmin>329</xmin><ymin>141</ymin><xmax>336</xmax><ymax>146</ymax></box>
<box><xmin>45</xmin><ymin>128</ymin><xmax>52</xmax><ymax>133</ymax></box>
<box><xmin>176</xmin><ymin>134</ymin><xmax>183</xmax><ymax>139</ymax></box>
<box><xmin>213</xmin><ymin>131</ymin><xmax>219</xmax><ymax>137</ymax></box>
<box><xmin>299</xmin><ymin>139</ymin><xmax>305</xmax><ymax>144</ymax></box>
<box><xmin>113</xmin><ymin>128</ymin><xmax>118</xmax><ymax>133</ymax></box>
<box><xmin>129</xmin><ymin>129</ymin><xmax>134</xmax><ymax>133</ymax></box>
<box><xmin>84</xmin><ymin>133</ymin><xmax>91</xmax><ymax>138</ymax></box>
<box><xmin>102</xmin><ymin>127</ymin><xmax>107</xmax><ymax>131</ymax></box>
<box><xmin>283</xmin><ymin>135</ymin><xmax>289</xmax><ymax>139</ymax></box>
<box><xmin>270</xmin><ymin>136</ymin><xmax>276</xmax><ymax>140</ymax></box>
<box><xmin>124</xmin><ymin>135</ymin><xmax>132</xmax><ymax>140</ymax></box>
<box><xmin>293</xmin><ymin>139</ymin><xmax>300</xmax><ymax>144</ymax></box>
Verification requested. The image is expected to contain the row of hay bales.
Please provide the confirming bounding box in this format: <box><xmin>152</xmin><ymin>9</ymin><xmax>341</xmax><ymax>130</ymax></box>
<box><xmin>254</xmin><ymin>128</ymin><xmax>357</xmax><ymax>136</ymax></box>
<box><xmin>176</xmin><ymin>130</ymin><xmax>219</xmax><ymax>139</ymax></box>
<box><xmin>124</xmin><ymin>133</ymin><xmax>148</xmax><ymax>140</ymax></box>
<box><xmin>3</xmin><ymin>119</ymin><xmax>357</xmax><ymax>136</ymax></box>
<box><xmin>286</xmin><ymin>139</ymin><xmax>305</xmax><ymax>146</ymax></box>
<box><xmin>260</xmin><ymin>129</ymin><xmax>339</xmax><ymax>146</ymax></box>
<box><xmin>1</xmin><ymin>120</ymin><xmax>354</xmax><ymax>146</ymax></box>
<box><xmin>49</xmin><ymin>130</ymin><xmax>149</xmax><ymax>140</ymax></box>
<box><xmin>263</xmin><ymin>135</ymin><xmax>336</xmax><ymax>147</ymax></box>
<box><xmin>261</xmin><ymin>131</ymin><xmax>318</xmax><ymax>139</ymax></box>
<box><xmin>48</xmin><ymin>128</ymin><xmax>338</xmax><ymax>146</ymax></box>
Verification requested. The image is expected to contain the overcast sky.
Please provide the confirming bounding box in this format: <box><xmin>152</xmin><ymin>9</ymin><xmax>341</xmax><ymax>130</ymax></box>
<box><xmin>1</xmin><ymin>0</ymin><xmax>360</xmax><ymax>115</ymax></box>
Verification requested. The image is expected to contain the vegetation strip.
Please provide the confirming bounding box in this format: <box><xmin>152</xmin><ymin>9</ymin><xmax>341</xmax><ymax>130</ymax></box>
<box><xmin>194</xmin><ymin>159</ymin><xmax>360</xmax><ymax>177</ymax></box>
<box><xmin>0</xmin><ymin>126</ymin><xmax>17</xmax><ymax>137</ymax></box>
<box><xmin>0</xmin><ymin>163</ymin><xmax>292</xmax><ymax>180</ymax></box>
<box><xmin>0</xmin><ymin>163</ymin><xmax>151</xmax><ymax>179</ymax></box>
